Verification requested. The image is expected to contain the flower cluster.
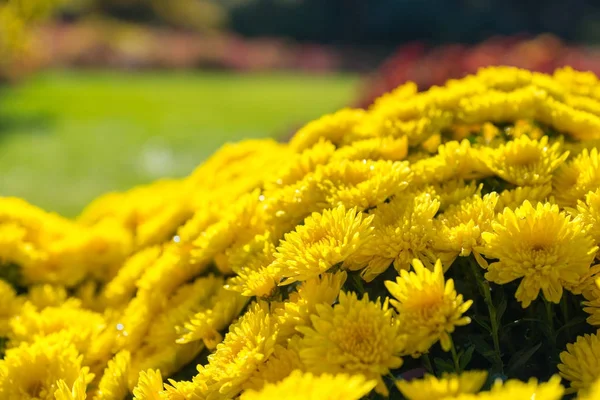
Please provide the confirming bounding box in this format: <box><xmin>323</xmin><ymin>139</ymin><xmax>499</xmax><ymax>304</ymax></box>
<box><xmin>3</xmin><ymin>66</ymin><xmax>600</xmax><ymax>399</ymax></box>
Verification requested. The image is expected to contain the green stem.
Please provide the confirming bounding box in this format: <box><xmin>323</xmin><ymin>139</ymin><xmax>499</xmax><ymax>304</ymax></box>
<box><xmin>469</xmin><ymin>259</ymin><xmax>503</xmax><ymax>373</ymax></box>
<box><xmin>450</xmin><ymin>338</ymin><xmax>461</xmax><ymax>373</ymax></box>
<box><xmin>544</xmin><ymin>298</ymin><xmax>556</xmax><ymax>349</ymax></box>
<box><xmin>559</xmin><ymin>295</ymin><xmax>571</xmax><ymax>339</ymax></box>
<box><xmin>422</xmin><ymin>353</ymin><xmax>434</xmax><ymax>375</ymax></box>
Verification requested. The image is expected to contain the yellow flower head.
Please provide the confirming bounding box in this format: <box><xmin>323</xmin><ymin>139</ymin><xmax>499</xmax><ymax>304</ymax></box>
<box><xmin>240</xmin><ymin>370</ymin><xmax>377</xmax><ymax>400</ymax></box>
<box><xmin>54</xmin><ymin>369</ymin><xmax>91</xmax><ymax>400</ymax></box>
<box><xmin>243</xmin><ymin>339</ymin><xmax>304</xmax><ymax>391</ymax></box>
<box><xmin>479</xmin><ymin>375</ymin><xmax>564</xmax><ymax>400</ymax></box>
<box><xmin>297</xmin><ymin>291</ymin><xmax>404</xmax><ymax>396</ymax></box>
<box><xmin>495</xmin><ymin>184</ymin><xmax>553</xmax><ymax>211</ymax></box>
<box><xmin>132</xmin><ymin>369</ymin><xmax>163</xmax><ymax>400</ymax></box>
<box><xmin>275</xmin><ymin>205</ymin><xmax>373</xmax><ymax>285</ymax></box>
<box><xmin>0</xmin><ymin>279</ymin><xmax>22</xmax><ymax>336</ymax></box>
<box><xmin>332</xmin><ymin>136</ymin><xmax>409</xmax><ymax>162</ymax></box>
<box><xmin>289</xmin><ymin>108</ymin><xmax>366</xmax><ymax>151</ymax></box>
<box><xmin>553</xmin><ymin>147</ymin><xmax>600</xmax><ymax>206</ymax></box>
<box><xmin>576</xmin><ymin>188</ymin><xmax>600</xmax><ymax>250</ymax></box>
<box><xmin>0</xmin><ymin>333</ymin><xmax>93</xmax><ymax>400</ymax></box>
<box><xmin>431</xmin><ymin>179</ymin><xmax>481</xmax><ymax>211</ymax></box>
<box><xmin>27</xmin><ymin>284</ymin><xmax>68</xmax><ymax>309</ymax></box>
<box><xmin>195</xmin><ymin>301</ymin><xmax>279</xmax><ymax>399</ymax></box>
<box><xmin>434</xmin><ymin>193</ymin><xmax>499</xmax><ymax>266</ymax></box>
<box><xmin>559</xmin><ymin>332</ymin><xmax>600</xmax><ymax>393</ymax></box>
<box><xmin>94</xmin><ymin>350</ymin><xmax>131</xmax><ymax>400</ymax></box>
<box><xmin>385</xmin><ymin>259</ymin><xmax>472</xmax><ymax>355</ymax></box>
<box><xmin>276</xmin><ymin>271</ymin><xmax>347</xmax><ymax>339</ymax></box>
<box><xmin>344</xmin><ymin>191</ymin><xmax>440</xmax><ymax>281</ymax></box>
<box><xmin>482</xmin><ymin>201</ymin><xmax>598</xmax><ymax>307</ymax></box>
<box><xmin>481</xmin><ymin>135</ymin><xmax>568</xmax><ymax>186</ymax></box>
<box><xmin>316</xmin><ymin>159</ymin><xmax>413</xmax><ymax>210</ymax></box>
<box><xmin>396</xmin><ymin>370</ymin><xmax>488</xmax><ymax>400</ymax></box>
<box><xmin>577</xmin><ymin>376</ymin><xmax>600</xmax><ymax>400</ymax></box>
<box><xmin>223</xmin><ymin>232</ymin><xmax>279</xmax><ymax>298</ymax></box>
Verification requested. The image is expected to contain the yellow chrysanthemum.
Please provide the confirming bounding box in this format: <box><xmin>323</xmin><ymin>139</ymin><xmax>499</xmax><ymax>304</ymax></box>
<box><xmin>54</xmin><ymin>369</ymin><xmax>91</xmax><ymax>400</ymax></box>
<box><xmin>344</xmin><ymin>191</ymin><xmax>440</xmax><ymax>281</ymax></box>
<box><xmin>553</xmin><ymin>147</ymin><xmax>600</xmax><ymax>206</ymax></box>
<box><xmin>315</xmin><ymin>159</ymin><xmax>413</xmax><ymax>210</ymax></box>
<box><xmin>223</xmin><ymin>232</ymin><xmax>279</xmax><ymax>298</ymax></box>
<box><xmin>194</xmin><ymin>302</ymin><xmax>279</xmax><ymax>399</ymax></box>
<box><xmin>275</xmin><ymin>271</ymin><xmax>347</xmax><ymax>339</ymax></box>
<box><xmin>331</xmin><ymin>136</ymin><xmax>408</xmax><ymax>162</ymax></box>
<box><xmin>434</xmin><ymin>193</ymin><xmax>499</xmax><ymax>267</ymax></box>
<box><xmin>0</xmin><ymin>279</ymin><xmax>22</xmax><ymax>336</ymax></box>
<box><xmin>132</xmin><ymin>369</ymin><xmax>163</xmax><ymax>400</ymax></box>
<box><xmin>0</xmin><ymin>333</ymin><xmax>93</xmax><ymax>400</ymax></box>
<box><xmin>396</xmin><ymin>370</ymin><xmax>488</xmax><ymax>400</ymax></box>
<box><xmin>289</xmin><ymin>108</ymin><xmax>367</xmax><ymax>151</ymax></box>
<box><xmin>482</xmin><ymin>201</ymin><xmax>597</xmax><ymax>307</ymax></box>
<box><xmin>430</xmin><ymin>179</ymin><xmax>481</xmax><ymax>211</ymax></box>
<box><xmin>559</xmin><ymin>332</ymin><xmax>600</xmax><ymax>393</ymax></box>
<box><xmin>240</xmin><ymin>370</ymin><xmax>377</xmax><ymax>400</ymax></box>
<box><xmin>297</xmin><ymin>291</ymin><xmax>404</xmax><ymax>396</ymax></box>
<box><xmin>477</xmin><ymin>375</ymin><xmax>564</xmax><ymax>400</ymax></box>
<box><xmin>243</xmin><ymin>339</ymin><xmax>304</xmax><ymax>391</ymax></box>
<box><xmin>576</xmin><ymin>188</ymin><xmax>600</xmax><ymax>251</ymax></box>
<box><xmin>495</xmin><ymin>184</ymin><xmax>553</xmax><ymax>211</ymax></box>
<box><xmin>577</xmin><ymin>376</ymin><xmax>600</xmax><ymax>400</ymax></box>
<box><xmin>275</xmin><ymin>205</ymin><xmax>373</xmax><ymax>285</ymax></box>
<box><xmin>27</xmin><ymin>284</ymin><xmax>68</xmax><ymax>309</ymax></box>
<box><xmin>385</xmin><ymin>259</ymin><xmax>472</xmax><ymax>355</ymax></box>
<box><xmin>481</xmin><ymin>135</ymin><xmax>568</xmax><ymax>186</ymax></box>
<box><xmin>93</xmin><ymin>351</ymin><xmax>131</xmax><ymax>400</ymax></box>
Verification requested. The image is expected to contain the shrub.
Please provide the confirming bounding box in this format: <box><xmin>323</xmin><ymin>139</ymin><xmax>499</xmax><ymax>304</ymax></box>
<box><xmin>3</xmin><ymin>66</ymin><xmax>600</xmax><ymax>399</ymax></box>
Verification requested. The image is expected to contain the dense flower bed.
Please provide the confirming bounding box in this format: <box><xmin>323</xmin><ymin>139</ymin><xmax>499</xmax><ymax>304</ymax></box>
<box><xmin>3</xmin><ymin>66</ymin><xmax>600</xmax><ymax>399</ymax></box>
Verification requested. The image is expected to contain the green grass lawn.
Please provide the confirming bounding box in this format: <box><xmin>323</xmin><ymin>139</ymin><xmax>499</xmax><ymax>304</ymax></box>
<box><xmin>0</xmin><ymin>70</ymin><xmax>358</xmax><ymax>217</ymax></box>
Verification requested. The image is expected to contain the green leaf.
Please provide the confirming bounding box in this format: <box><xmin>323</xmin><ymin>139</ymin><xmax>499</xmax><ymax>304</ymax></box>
<box><xmin>556</xmin><ymin>316</ymin><xmax>587</xmax><ymax>336</ymax></box>
<box><xmin>495</xmin><ymin>293</ymin><xmax>507</xmax><ymax>327</ymax></box>
<box><xmin>459</xmin><ymin>346</ymin><xmax>475</xmax><ymax>371</ymax></box>
<box><xmin>507</xmin><ymin>343</ymin><xmax>542</xmax><ymax>375</ymax></box>
<box><xmin>470</xmin><ymin>335</ymin><xmax>497</xmax><ymax>363</ymax></box>
<box><xmin>472</xmin><ymin>315</ymin><xmax>492</xmax><ymax>333</ymax></box>
<box><xmin>434</xmin><ymin>358</ymin><xmax>454</xmax><ymax>374</ymax></box>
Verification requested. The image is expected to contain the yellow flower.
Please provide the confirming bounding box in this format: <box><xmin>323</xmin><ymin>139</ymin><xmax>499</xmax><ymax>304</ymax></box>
<box><xmin>482</xmin><ymin>201</ymin><xmax>597</xmax><ymax>307</ymax></box>
<box><xmin>385</xmin><ymin>259</ymin><xmax>472</xmax><ymax>355</ymax></box>
<box><xmin>194</xmin><ymin>302</ymin><xmax>279</xmax><ymax>399</ymax></box>
<box><xmin>577</xmin><ymin>376</ymin><xmax>600</xmax><ymax>400</ymax></box>
<box><xmin>430</xmin><ymin>179</ymin><xmax>481</xmax><ymax>211</ymax></box>
<box><xmin>481</xmin><ymin>135</ymin><xmax>568</xmax><ymax>186</ymax></box>
<box><xmin>434</xmin><ymin>193</ymin><xmax>499</xmax><ymax>267</ymax></box>
<box><xmin>132</xmin><ymin>369</ymin><xmax>163</xmax><ymax>400</ymax></box>
<box><xmin>553</xmin><ymin>147</ymin><xmax>600</xmax><ymax>206</ymax></box>
<box><xmin>297</xmin><ymin>291</ymin><xmax>404</xmax><ymax>396</ymax></box>
<box><xmin>396</xmin><ymin>370</ymin><xmax>488</xmax><ymax>400</ymax></box>
<box><xmin>0</xmin><ymin>279</ymin><xmax>22</xmax><ymax>336</ymax></box>
<box><xmin>275</xmin><ymin>271</ymin><xmax>347</xmax><ymax>339</ymax></box>
<box><xmin>315</xmin><ymin>159</ymin><xmax>413</xmax><ymax>210</ymax></box>
<box><xmin>289</xmin><ymin>108</ymin><xmax>366</xmax><ymax>151</ymax></box>
<box><xmin>344</xmin><ymin>191</ymin><xmax>440</xmax><ymax>281</ymax></box>
<box><xmin>576</xmin><ymin>188</ymin><xmax>600</xmax><ymax>251</ymax></box>
<box><xmin>332</xmin><ymin>136</ymin><xmax>408</xmax><ymax>162</ymax></box>
<box><xmin>239</xmin><ymin>370</ymin><xmax>377</xmax><ymax>400</ymax></box>
<box><xmin>243</xmin><ymin>338</ymin><xmax>304</xmax><ymax>391</ymax></box>
<box><xmin>275</xmin><ymin>205</ymin><xmax>373</xmax><ymax>285</ymax></box>
<box><xmin>223</xmin><ymin>232</ymin><xmax>279</xmax><ymax>298</ymax></box>
<box><xmin>93</xmin><ymin>351</ymin><xmax>131</xmax><ymax>400</ymax></box>
<box><xmin>475</xmin><ymin>375</ymin><xmax>564</xmax><ymax>400</ymax></box>
<box><xmin>495</xmin><ymin>184</ymin><xmax>552</xmax><ymax>211</ymax></box>
<box><xmin>54</xmin><ymin>369</ymin><xmax>92</xmax><ymax>400</ymax></box>
<box><xmin>9</xmin><ymin>300</ymin><xmax>106</xmax><ymax>356</ymax></box>
<box><xmin>27</xmin><ymin>284</ymin><xmax>68</xmax><ymax>309</ymax></box>
<box><xmin>559</xmin><ymin>332</ymin><xmax>600</xmax><ymax>393</ymax></box>
<box><xmin>0</xmin><ymin>333</ymin><xmax>93</xmax><ymax>400</ymax></box>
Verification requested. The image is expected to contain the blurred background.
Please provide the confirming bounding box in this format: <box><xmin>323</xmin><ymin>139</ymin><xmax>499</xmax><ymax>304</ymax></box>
<box><xmin>2</xmin><ymin>0</ymin><xmax>600</xmax><ymax>216</ymax></box>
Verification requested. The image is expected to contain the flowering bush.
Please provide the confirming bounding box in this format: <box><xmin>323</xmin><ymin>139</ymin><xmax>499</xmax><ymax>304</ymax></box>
<box><xmin>4</xmin><ymin>66</ymin><xmax>600</xmax><ymax>399</ymax></box>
